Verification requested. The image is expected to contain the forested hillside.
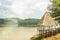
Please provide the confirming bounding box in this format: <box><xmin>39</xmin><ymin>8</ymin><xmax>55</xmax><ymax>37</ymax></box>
<box><xmin>18</xmin><ymin>18</ymin><xmax>40</xmax><ymax>27</ymax></box>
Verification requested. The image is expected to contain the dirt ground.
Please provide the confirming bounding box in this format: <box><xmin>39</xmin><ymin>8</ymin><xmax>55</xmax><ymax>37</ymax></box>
<box><xmin>42</xmin><ymin>34</ymin><xmax>60</xmax><ymax>40</ymax></box>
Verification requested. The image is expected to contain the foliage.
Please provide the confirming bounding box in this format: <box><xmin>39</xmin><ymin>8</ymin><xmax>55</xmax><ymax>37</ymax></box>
<box><xmin>48</xmin><ymin>0</ymin><xmax>60</xmax><ymax>24</ymax></box>
<box><xmin>33</xmin><ymin>37</ymin><xmax>41</xmax><ymax>40</ymax></box>
<box><xmin>18</xmin><ymin>18</ymin><xmax>40</xmax><ymax>27</ymax></box>
<box><xmin>0</xmin><ymin>18</ymin><xmax>40</xmax><ymax>27</ymax></box>
<box><xmin>0</xmin><ymin>19</ymin><xmax>4</xmax><ymax>24</ymax></box>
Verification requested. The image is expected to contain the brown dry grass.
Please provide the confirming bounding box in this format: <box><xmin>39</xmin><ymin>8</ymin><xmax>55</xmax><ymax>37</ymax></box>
<box><xmin>42</xmin><ymin>34</ymin><xmax>60</xmax><ymax>40</ymax></box>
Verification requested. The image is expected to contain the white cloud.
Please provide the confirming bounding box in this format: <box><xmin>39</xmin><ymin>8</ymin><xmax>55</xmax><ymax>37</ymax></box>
<box><xmin>10</xmin><ymin>0</ymin><xmax>50</xmax><ymax>19</ymax></box>
<box><xmin>0</xmin><ymin>2</ymin><xmax>2</xmax><ymax>6</ymax></box>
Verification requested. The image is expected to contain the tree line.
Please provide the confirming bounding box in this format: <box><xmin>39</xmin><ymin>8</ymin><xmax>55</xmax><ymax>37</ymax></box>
<box><xmin>18</xmin><ymin>18</ymin><xmax>40</xmax><ymax>27</ymax></box>
<box><xmin>0</xmin><ymin>18</ymin><xmax>40</xmax><ymax>27</ymax></box>
<box><xmin>48</xmin><ymin>0</ymin><xmax>60</xmax><ymax>24</ymax></box>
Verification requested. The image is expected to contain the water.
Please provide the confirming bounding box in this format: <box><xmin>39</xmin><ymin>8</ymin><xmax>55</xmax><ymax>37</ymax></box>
<box><xmin>0</xmin><ymin>27</ymin><xmax>37</xmax><ymax>40</ymax></box>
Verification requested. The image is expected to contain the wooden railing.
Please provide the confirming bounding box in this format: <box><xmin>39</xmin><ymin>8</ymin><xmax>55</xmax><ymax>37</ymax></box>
<box><xmin>38</xmin><ymin>28</ymin><xmax>60</xmax><ymax>38</ymax></box>
<box><xmin>30</xmin><ymin>27</ymin><xmax>60</xmax><ymax>40</ymax></box>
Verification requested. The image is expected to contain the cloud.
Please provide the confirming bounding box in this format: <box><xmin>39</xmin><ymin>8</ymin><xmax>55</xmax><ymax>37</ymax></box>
<box><xmin>10</xmin><ymin>0</ymin><xmax>50</xmax><ymax>19</ymax></box>
<box><xmin>0</xmin><ymin>0</ymin><xmax>15</xmax><ymax>18</ymax></box>
<box><xmin>0</xmin><ymin>0</ymin><xmax>50</xmax><ymax>19</ymax></box>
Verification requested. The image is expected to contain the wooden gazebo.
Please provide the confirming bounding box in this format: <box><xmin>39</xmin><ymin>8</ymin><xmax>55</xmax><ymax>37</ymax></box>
<box><xmin>38</xmin><ymin>11</ymin><xmax>57</xmax><ymax>26</ymax></box>
<box><xmin>37</xmin><ymin>11</ymin><xmax>58</xmax><ymax>37</ymax></box>
<box><xmin>30</xmin><ymin>12</ymin><xmax>59</xmax><ymax>40</ymax></box>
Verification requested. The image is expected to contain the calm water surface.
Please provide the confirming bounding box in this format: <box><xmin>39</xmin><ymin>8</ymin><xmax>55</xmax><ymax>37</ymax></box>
<box><xmin>0</xmin><ymin>27</ymin><xmax>38</xmax><ymax>40</ymax></box>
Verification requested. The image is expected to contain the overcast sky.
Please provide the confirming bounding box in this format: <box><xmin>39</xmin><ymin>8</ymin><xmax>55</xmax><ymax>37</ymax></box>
<box><xmin>0</xmin><ymin>0</ymin><xmax>50</xmax><ymax>19</ymax></box>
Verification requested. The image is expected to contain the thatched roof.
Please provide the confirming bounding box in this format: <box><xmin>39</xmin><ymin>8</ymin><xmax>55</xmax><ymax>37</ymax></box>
<box><xmin>38</xmin><ymin>12</ymin><xmax>57</xmax><ymax>26</ymax></box>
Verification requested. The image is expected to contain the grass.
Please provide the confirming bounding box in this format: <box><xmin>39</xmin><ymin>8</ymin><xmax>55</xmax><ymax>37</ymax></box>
<box><xmin>42</xmin><ymin>33</ymin><xmax>60</xmax><ymax>40</ymax></box>
<box><xmin>31</xmin><ymin>33</ymin><xmax>60</xmax><ymax>40</ymax></box>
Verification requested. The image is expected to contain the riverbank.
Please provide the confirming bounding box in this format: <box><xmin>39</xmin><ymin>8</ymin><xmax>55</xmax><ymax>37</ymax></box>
<box><xmin>30</xmin><ymin>33</ymin><xmax>60</xmax><ymax>40</ymax></box>
<box><xmin>42</xmin><ymin>33</ymin><xmax>60</xmax><ymax>40</ymax></box>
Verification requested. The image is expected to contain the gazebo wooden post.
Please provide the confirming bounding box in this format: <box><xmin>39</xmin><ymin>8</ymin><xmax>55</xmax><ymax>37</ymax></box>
<box><xmin>48</xmin><ymin>26</ymin><xmax>51</xmax><ymax>37</ymax></box>
<box><xmin>40</xmin><ymin>26</ymin><xmax>43</xmax><ymax>38</ymax></box>
<box><xmin>50</xmin><ymin>26</ymin><xmax>53</xmax><ymax>36</ymax></box>
<box><xmin>38</xmin><ymin>27</ymin><xmax>40</xmax><ymax>35</ymax></box>
<box><xmin>51</xmin><ymin>26</ymin><xmax>53</xmax><ymax>36</ymax></box>
<box><xmin>55</xmin><ymin>26</ymin><xmax>57</xmax><ymax>34</ymax></box>
<box><xmin>46</xmin><ymin>27</ymin><xmax>48</xmax><ymax>38</ymax></box>
<box><xmin>37</xmin><ymin>27</ymin><xmax>40</xmax><ymax>35</ymax></box>
<box><xmin>37</xmin><ymin>11</ymin><xmax>58</xmax><ymax>38</ymax></box>
<box><xmin>38</xmin><ymin>26</ymin><xmax>42</xmax><ymax>38</ymax></box>
<box><xmin>43</xmin><ymin>26</ymin><xmax>44</xmax><ymax>38</ymax></box>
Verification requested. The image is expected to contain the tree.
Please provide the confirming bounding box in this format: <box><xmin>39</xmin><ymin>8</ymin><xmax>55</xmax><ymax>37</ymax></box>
<box><xmin>18</xmin><ymin>18</ymin><xmax>40</xmax><ymax>27</ymax></box>
<box><xmin>0</xmin><ymin>19</ymin><xmax>4</xmax><ymax>24</ymax></box>
<box><xmin>48</xmin><ymin>0</ymin><xmax>60</xmax><ymax>24</ymax></box>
